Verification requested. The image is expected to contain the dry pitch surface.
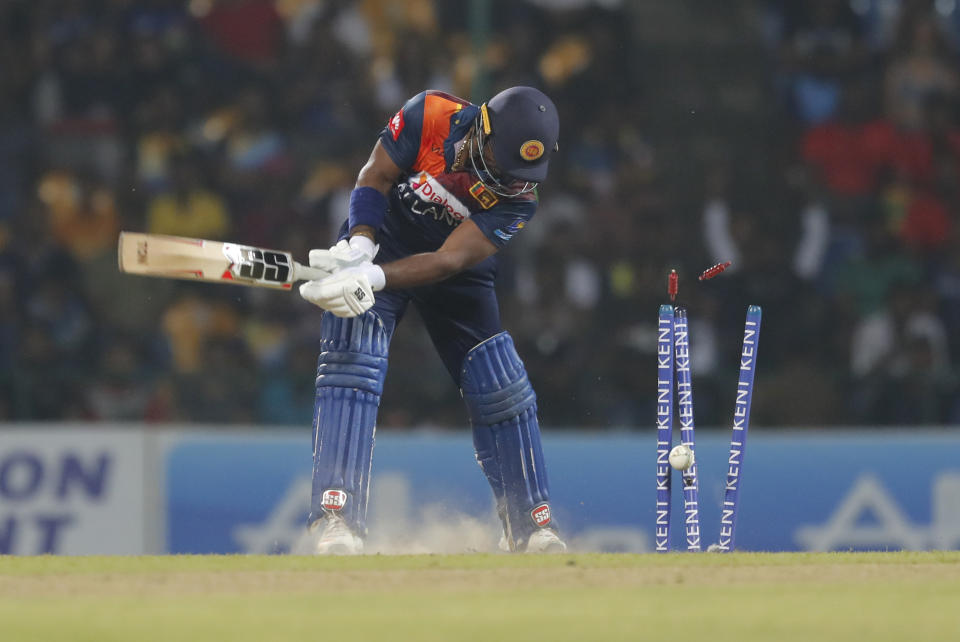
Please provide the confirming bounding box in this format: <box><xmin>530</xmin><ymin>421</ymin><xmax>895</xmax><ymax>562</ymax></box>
<box><xmin>1</xmin><ymin>552</ymin><xmax>958</xmax><ymax>641</ymax></box>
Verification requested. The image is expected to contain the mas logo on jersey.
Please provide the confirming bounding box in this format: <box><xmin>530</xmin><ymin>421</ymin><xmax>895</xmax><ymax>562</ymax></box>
<box><xmin>520</xmin><ymin>140</ymin><xmax>545</xmax><ymax>161</ymax></box>
<box><xmin>493</xmin><ymin>218</ymin><xmax>526</xmax><ymax>242</ymax></box>
<box><xmin>321</xmin><ymin>489</ymin><xmax>347</xmax><ymax>511</ymax></box>
<box><xmin>388</xmin><ymin>110</ymin><xmax>404</xmax><ymax>141</ymax></box>
<box><xmin>469</xmin><ymin>181</ymin><xmax>499</xmax><ymax>209</ymax></box>
<box><xmin>507</xmin><ymin>219</ymin><xmax>525</xmax><ymax>234</ymax></box>
<box><xmin>531</xmin><ymin>503</ymin><xmax>552</xmax><ymax>528</ymax></box>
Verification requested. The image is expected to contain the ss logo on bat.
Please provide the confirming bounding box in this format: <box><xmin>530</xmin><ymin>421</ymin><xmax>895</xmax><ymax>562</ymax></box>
<box><xmin>238</xmin><ymin>249</ymin><xmax>290</xmax><ymax>283</ymax></box>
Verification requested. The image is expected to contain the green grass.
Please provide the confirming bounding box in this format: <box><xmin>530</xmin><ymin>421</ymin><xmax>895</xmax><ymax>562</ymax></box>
<box><xmin>1</xmin><ymin>552</ymin><xmax>958</xmax><ymax>641</ymax></box>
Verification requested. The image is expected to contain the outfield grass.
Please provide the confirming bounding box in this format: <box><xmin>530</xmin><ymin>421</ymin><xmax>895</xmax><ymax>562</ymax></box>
<box><xmin>1</xmin><ymin>552</ymin><xmax>958</xmax><ymax>641</ymax></box>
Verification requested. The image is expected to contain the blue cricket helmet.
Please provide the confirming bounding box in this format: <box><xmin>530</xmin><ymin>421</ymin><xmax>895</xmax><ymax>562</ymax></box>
<box><xmin>482</xmin><ymin>86</ymin><xmax>559</xmax><ymax>183</ymax></box>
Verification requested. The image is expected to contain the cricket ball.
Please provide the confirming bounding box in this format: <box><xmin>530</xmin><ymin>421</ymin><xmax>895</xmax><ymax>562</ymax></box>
<box><xmin>668</xmin><ymin>444</ymin><xmax>695</xmax><ymax>471</ymax></box>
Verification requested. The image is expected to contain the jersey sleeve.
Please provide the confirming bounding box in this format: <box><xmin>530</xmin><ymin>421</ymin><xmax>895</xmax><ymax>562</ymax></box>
<box><xmin>378</xmin><ymin>92</ymin><xmax>427</xmax><ymax>171</ymax></box>
<box><xmin>470</xmin><ymin>198</ymin><xmax>537</xmax><ymax>249</ymax></box>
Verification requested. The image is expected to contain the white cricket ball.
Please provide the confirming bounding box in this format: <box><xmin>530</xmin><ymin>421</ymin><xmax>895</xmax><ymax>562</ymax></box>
<box><xmin>669</xmin><ymin>444</ymin><xmax>695</xmax><ymax>471</ymax></box>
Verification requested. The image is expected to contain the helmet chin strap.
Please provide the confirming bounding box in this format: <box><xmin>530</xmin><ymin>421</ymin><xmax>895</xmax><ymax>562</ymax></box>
<box><xmin>468</xmin><ymin>116</ymin><xmax>537</xmax><ymax>198</ymax></box>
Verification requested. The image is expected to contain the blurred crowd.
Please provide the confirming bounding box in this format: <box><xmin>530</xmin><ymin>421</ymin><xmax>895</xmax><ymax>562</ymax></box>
<box><xmin>747</xmin><ymin>0</ymin><xmax>960</xmax><ymax>425</ymax></box>
<box><xmin>0</xmin><ymin>0</ymin><xmax>957</xmax><ymax>428</ymax></box>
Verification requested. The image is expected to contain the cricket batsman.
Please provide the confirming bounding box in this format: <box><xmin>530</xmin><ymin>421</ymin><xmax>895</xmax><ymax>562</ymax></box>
<box><xmin>299</xmin><ymin>86</ymin><xmax>565</xmax><ymax>554</ymax></box>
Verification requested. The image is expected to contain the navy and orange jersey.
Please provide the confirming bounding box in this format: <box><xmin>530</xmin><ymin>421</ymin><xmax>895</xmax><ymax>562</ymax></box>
<box><xmin>376</xmin><ymin>90</ymin><xmax>538</xmax><ymax>254</ymax></box>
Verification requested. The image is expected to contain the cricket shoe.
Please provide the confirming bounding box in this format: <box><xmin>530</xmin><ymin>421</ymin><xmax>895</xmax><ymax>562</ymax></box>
<box><xmin>525</xmin><ymin>528</ymin><xmax>567</xmax><ymax>553</ymax></box>
<box><xmin>499</xmin><ymin>529</ymin><xmax>567</xmax><ymax>553</ymax></box>
<box><xmin>312</xmin><ymin>514</ymin><xmax>363</xmax><ymax>555</ymax></box>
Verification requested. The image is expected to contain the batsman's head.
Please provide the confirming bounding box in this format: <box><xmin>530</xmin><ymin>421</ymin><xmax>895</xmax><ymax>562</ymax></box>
<box><xmin>471</xmin><ymin>87</ymin><xmax>559</xmax><ymax>196</ymax></box>
<box><xmin>484</xmin><ymin>86</ymin><xmax>559</xmax><ymax>183</ymax></box>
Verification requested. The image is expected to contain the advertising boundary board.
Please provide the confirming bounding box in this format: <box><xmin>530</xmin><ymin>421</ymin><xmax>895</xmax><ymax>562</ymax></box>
<box><xmin>159</xmin><ymin>429</ymin><xmax>960</xmax><ymax>554</ymax></box>
<box><xmin>0</xmin><ymin>426</ymin><xmax>149</xmax><ymax>555</ymax></box>
<box><xmin>1</xmin><ymin>426</ymin><xmax>959</xmax><ymax>554</ymax></box>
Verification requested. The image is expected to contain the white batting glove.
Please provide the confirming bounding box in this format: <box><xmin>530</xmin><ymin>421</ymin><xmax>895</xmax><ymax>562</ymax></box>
<box><xmin>308</xmin><ymin>237</ymin><xmax>379</xmax><ymax>277</ymax></box>
<box><xmin>299</xmin><ymin>263</ymin><xmax>385</xmax><ymax>318</ymax></box>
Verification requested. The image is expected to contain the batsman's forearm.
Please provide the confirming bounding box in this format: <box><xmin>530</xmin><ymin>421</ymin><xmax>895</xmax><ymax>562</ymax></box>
<box><xmin>349</xmin><ymin>224</ymin><xmax>377</xmax><ymax>242</ymax></box>
<box><xmin>380</xmin><ymin>251</ymin><xmax>466</xmax><ymax>289</ymax></box>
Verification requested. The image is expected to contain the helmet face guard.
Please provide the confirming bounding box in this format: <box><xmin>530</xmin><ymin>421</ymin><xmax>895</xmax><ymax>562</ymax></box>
<box><xmin>467</xmin><ymin>113</ymin><xmax>537</xmax><ymax>198</ymax></box>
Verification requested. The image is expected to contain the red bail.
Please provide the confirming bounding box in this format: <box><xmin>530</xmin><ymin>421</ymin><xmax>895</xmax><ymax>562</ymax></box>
<box><xmin>698</xmin><ymin>261</ymin><xmax>731</xmax><ymax>281</ymax></box>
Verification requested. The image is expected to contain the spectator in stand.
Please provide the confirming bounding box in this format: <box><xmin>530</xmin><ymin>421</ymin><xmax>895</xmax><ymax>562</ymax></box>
<box><xmin>197</xmin><ymin>0</ymin><xmax>284</xmax><ymax>67</ymax></box>
<box><xmin>877</xmin><ymin>93</ymin><xmax>960</xmax><ymax>252</ymax></box>
<box><xmin>178</xmin><ymin>336</ymin><xmax>259</xmax><ymax>423</ymax></box>
<box><xmin>0</xmin><ymin>224</ymin><xmax>20</xmax><ymax>418</ymax></box>
<box><xmin>85</xmin><ymin>337</ymin><xmax>154</xmax><ymax>421</ymax></box>
<box><xmin>0</xmin><ymin>88</ymin><xmax>34</xmax><ymax>224</ymax></box>
<box><xmin>896</xmin><ymin>148</ymin><xmax>957</xmax><ymax>252</ymax></box>
<box><xmin>885</xmin><ymin>11</ymin><xmax>958</xmax><ymax>132</ymax></box>
<box><xmin>833</xmin><ymin>214</ymin><xmax>922</xmax><ymax>317</ymax></box>
<box><xmin>42</xmin><ymin>171</ymin><xmax>119</xmax><ymax>263</ymax></box>
<box><xmin>849</xmin><ymin>281</ymin><xmax>955</xmax><ymax>423</ymax></box>
<box><xmin>147</xmin><ymin>152</ymin><xmax>231</xmax><ymax>239</ymax></box>
<box><xmin>855</xmin><ymin>0</ymin><xmax>960</xmax><ymax>52</ymax></box>
<box><xmin>133</xmin><ymin>87</ymin><xmax>187</xmax><ymax>194</ymax></box>
<box><xmin>934</xmin><ymin>229</ymin><xmax>960</xmax><ymax>362</ymax></box>
<box><xmin>777</xmin><ymin>0</ymin><xmax>869</xmax><ymax>125</ymax></box>
<box><xmin>222</xmin><ymin>86</ymin><xmax>290</xmax><ymax>182</ymax></box>
<box><xmin>801</xmin><ymin>80</ymin><xmax>897</xmax><ymax>199</ymax></box>
<box><xmin>257</xmin><ymin>334</ymin><xmax>325</xmax><ymax>426</ymax></box>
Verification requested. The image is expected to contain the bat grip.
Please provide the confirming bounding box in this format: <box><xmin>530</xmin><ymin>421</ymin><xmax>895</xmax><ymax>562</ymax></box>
<box><xmin>293</xmin><ymin>262</ymin><xmax>332</xmax><ymax>282</ymax></box>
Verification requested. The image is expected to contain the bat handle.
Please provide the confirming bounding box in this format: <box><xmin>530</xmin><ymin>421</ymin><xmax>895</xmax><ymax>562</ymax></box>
<box><xmin>292</xmin><ymin>262</ymin><xmax>331</xmax><ymax>282</ymax></box>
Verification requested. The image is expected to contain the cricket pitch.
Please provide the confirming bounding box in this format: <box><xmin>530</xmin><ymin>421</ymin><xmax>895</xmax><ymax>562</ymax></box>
<box><xmin>1</xmin><ymin>552</ymin><xmax>957</xmax><ymax>641</ymax></box>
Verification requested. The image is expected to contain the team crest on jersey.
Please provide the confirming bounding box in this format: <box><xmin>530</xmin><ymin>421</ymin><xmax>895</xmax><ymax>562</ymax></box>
<box><xmin>388</xmin><ymin>110</ymin><xmax>404</xmax><ymax>140</ymax></box>
<box><xmin>322</xmin><ymin>489</ymin><xmax>347</xmax><ymax>511</ymax></box>
<box><xmin>520</xmin><ymin>140</ymin><xmax>544</xmax><ymax>161</ymax></box>
<box><xmin>531</xmin><ymin>503</ymin><xmax>552</xmax><ymax>527</ymax></box>
<box><xmin>469</xmin><ymin>181</ymin><xmax>499</xmax><ymax>209</ymax></box>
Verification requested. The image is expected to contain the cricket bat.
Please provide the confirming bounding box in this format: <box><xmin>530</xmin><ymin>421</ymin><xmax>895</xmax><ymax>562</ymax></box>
<box><xmin>117</xmin><ymin>231</ymin><xmax>328</xmax><ymax>290</ymax></box>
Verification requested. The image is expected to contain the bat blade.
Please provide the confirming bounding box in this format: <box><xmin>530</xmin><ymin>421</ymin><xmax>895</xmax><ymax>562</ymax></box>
<box><xmin>118</xmin><ymin>232</ymin><xmax>326</xmax><ymax>290</ymax></box>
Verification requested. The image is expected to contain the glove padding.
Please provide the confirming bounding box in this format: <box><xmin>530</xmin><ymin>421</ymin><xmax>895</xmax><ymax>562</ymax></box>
<box><xmin>308</xmin><ymin>238</ymin><xmax>379</xmax><ymax>277</ymax></box>
<box><xmin>299</xmin><ymin>266</ymin><xmax>376</xmax><ymax>318</ymax></box>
